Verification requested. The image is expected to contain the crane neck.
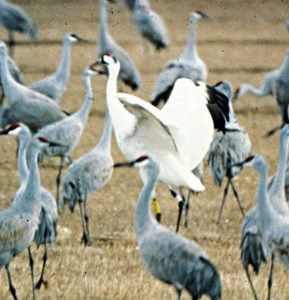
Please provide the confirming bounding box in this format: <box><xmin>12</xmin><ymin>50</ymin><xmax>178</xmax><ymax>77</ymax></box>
<box><xmin>240</xmin><ymin>84</ymin><xmax>269</xmax><ymax>98</ymax></box>
<box><xmin>95</xmin><ymin>105</ymin><xmax>112</xmax><ymax>153</ymax></box>
<box><xmin>55</xmin><ymin>38</ymin><xmax>72</xmax><ymax>84</ymax></box>
<box><xmin>17</xmin><ymin>131</ymin><xmax>31</xmax><ymax>184</ymax></box>
<box><xmin>181</xmin><ymin>18</ymin><xmax>198</xmax><ymax>62</ymax></box>
<box><xmin>23</xmin><ymin>142</ymin><xmax>41</xmax><ymax>212</ymax></box>
<box><xmin>0</xmin><ymin>50</ymin><xmax>20</xmax><ymax>101</ymax></box>
<box><xmin>76</xmin><ymin>73</ymin><xmax>93</xmax><ymax>120</ymax></box>
<box><xmin>279</xmin><ymin>54</ymin><xmax>289</xmax><ymax>79</ymax></box>
<box><xmin>134</xmin><ymin>165</ymin><xmax>159</xmax><ymax>237</ymax></box>
<box><xmin>99</xmin><ymin>0</ymin><xmax>110</xmax><ymax>47</ymax></box>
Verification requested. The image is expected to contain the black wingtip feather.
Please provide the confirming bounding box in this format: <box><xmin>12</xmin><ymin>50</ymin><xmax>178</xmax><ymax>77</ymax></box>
<box><xmin>206</xmin><ymin>85</ymin><xmax>230</xmax><ymax>131</ymax></box>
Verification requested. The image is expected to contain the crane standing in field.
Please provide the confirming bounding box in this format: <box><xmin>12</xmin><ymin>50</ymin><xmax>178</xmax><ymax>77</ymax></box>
<box><xmin>98</xmin><ymin>0</ymin><xmax>141</xmax><ymax>90</ymax></box>
<box><xmin>28</xmin><ymin>32</ymin><xmax>85</xmax><ymax>103</ymax></box>
<box><xmin>208</xmin><ymin>80</ymin><xmax>251</xmax><ymax>224</ymax></box>
<box><xmin>0</xmin><ymin>41</ymin><xmax>67</xmax><ymax>132</ymax></box>
<box><xmin>0</xmin><ymin>123</ymin><xmax>58</xmax><ymax>290</ymax></box>
<box><xmin>237</xmin><ymin>124</ymin><xmax>289</xmax><ymax>300</ymax></box>
<box><xmin>35</xmin><ymin>65</ymin><xmax>104</xmax><ymax>208</ymax></box>
<box><xmin>114</xmin><ymin>156</ymin><xmax>221</xmax><ymax>300</ymax></box>
<box><xmin>60</xmin><ymin>106</ymin><xmax>113</xmax><ymax>246</ymax></box>
<box><xmin>0</xmin><ymin>135</ymin><xmax>59</xmax><ymax>300</ymax></box>
<box><xmin>132</xmin><ymin>0</ymin><xmax>169</xmax><ymax>51</ymax></box>
<box><xmin>95</xmin><ymin>53</ymin><xmax>231</xmax><ymax>231</ymax></box>
<box><xmin>151</xmin><ymin>10</ymin><xmax>209</xmax><ymax>107</ymax></box>
<box><xmin>0</xmin><ymin>0</ymin><xmax>38</xmax><ymax>57</ymax></box>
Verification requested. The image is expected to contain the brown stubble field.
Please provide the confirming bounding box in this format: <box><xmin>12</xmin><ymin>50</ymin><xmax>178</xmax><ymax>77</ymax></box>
<box><xmin>0</xmin><ymin>0</ymin><xmax>289</xmax><ymax>299</ymax></box>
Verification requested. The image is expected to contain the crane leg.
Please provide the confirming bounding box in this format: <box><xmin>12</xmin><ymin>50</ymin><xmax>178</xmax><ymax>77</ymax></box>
<box><xmin>217</xmin><ymin>178</ymin><xmax>230</xmax><ymax>224</ymax></box>
<box><xmin>35</xmin><ymin>230</ymin><xmax>48</xmax><ymax>290</ymax></box>
<box><xmin>175</xmin><ymin>287</ymin><xmax>182</xmax><ymax>300</ymax></box>
<box><xmin>245</xmin><ymin>267</ymin><xmax>259</xmax><ymax>300</ymax></box>
<box><xmin>8</xmin><ymin>31</ymin><xmax>15</xmax><ymax>58</ymax></box>
<box><xmin>184</xmin><ymin>189</ymin><xmax>192</xmax><ymax>228</ymax></box>
<box><xmin>83</xmin><ymin>200</ymin><xmax>91</xmax><ymax>246</ymax></box>
<box><xmin>5</xmin><ymin>263</ymin><xmax>18</xmax><ymax>300</ymax></box>
<box><xmin>79</xmin><ymin>202</ymin><xmax>89</xmax><ymax>246</ymax></box>
<box><xmin>230</xmin><ymin>180</ymin><xmax>245</xmax><ymax>217</ymax></box>
<box><xmin>267</xmin><ymin>254</ymin><xmax>275</xmax><ymax>300</ymax></box>
<box><xmin>176</xmin><ymin>188</ymin><xmax>185</xmax><ymax>233</ymax></box>
<box><xmin>152</xmin><ymin>198</ymin><xmax>161</xmax><ymax>223</ymax></box>
<box><xmin>56</xmin><ymin>156</ymin><xmax>66</xmax><ymax>211</ymax></box>
<box><xmin>28</xmin><ymin>246</ymin><xmax>36</xmax><ymax>300</ymax></box>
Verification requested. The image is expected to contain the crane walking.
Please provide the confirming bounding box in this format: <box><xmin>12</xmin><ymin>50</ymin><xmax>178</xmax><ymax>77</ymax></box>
<box><xmin>114</xmin><ymin>156</ymin><xmax>221</xmax><ymax>300</ymax></box>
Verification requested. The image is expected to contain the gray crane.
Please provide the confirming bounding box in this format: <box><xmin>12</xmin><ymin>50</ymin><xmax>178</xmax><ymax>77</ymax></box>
<box><xmin>60</xmin><ymin>106</ymin><xmax>113</xmax><ymax>246</ymax></box>
<box><xmin>0</xmin><ymin>135</ymin><xmax>58</xmax><ymax>300</ymax></box>
<box><xmin>29</xmin><ymin>32</ymin><xmax>85</xmax><ymax>103</ymax></box>
<box><xmin>132</xmin><ymin>0</ymin><xmax>169</xmax><ymax>51</ymax></box>
<box><xmin>95</xmin><ymin>54</ymin><xmax>231</xmax><ymax>232</ymax></box>
<box><xmin>232</xmin><ymin>152</ymin><xmax>289</xmax><ymax>300</ymax></box>
<box><xmin>0</xmin><ymin>41</ymin><xmax>67</xmax><ymax>132</ymax></box>
<box><xmin>237</xmin><ymin>125</ymin><xmax>289</xmax><ymax>300</ymax></box>
<box><xmin>34</xmin><ymin>65</ymin><xmax>104</xmax><ymax>208</ymax></box>
<box><xmin>151</xmin><ymin>10</ymin><xmax>208</xmax><ymax>107</ymax></box>
<box><xmin>114</xmin><ymin>156</ymin><xmax>221</xmax><ymax>300</ymax></box>
<box><xmin>208</xmin><ymin>80</ymin><xmax>251</xmax><ymax>224</ymax></box>
<box><xmin>98</xmin><ymin>0</ymin><xmax>141</xmax><ymax>90</ymax></box>
<box><xmin>268</xmin><ymin>163</ymin><xmax>289</xmax><ymax>201</ymax></box>
<box><xmin>0</xmin><ymin>55</ymin><xmax>24</xmax><ymax>106</ymax></box>
<box><xmin>0</xmin><ymin>122</ymin><xmax>57</xmax><ymax>290</ymax></box>
<box><xmin>0</xmin><ymin>0</ymin><xmax>37</xmax><ymax>57</ymax></box>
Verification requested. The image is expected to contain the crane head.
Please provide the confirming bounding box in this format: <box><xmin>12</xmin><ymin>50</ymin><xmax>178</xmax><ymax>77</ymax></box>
<box><xmin>113</xmin><ymin>155</ymin><xmax>149</xmax><ymax>169</ymax></box>
<box><xmin>0</xmin><ymin>123</ymin><xmax>21</xmax><ymax>136</ymax></box>
<box><xmin>233</xmin><ymin>87</ymin><xmax>241</xmax><ymax>101</ymax></box>
<box><xmin>192</xmin><ymin>10</ymin><xmax>210</xmax><ymax>20</ymax></box>
<box><xmin>67</xmin><ymin>33</ymin><xmax>87</xmax><ymax>43</ymax></box>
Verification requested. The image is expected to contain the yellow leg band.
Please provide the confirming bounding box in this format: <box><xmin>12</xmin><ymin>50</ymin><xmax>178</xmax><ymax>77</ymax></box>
<box><xmin>152</xmin><ymin>198</ymin><xmax>161</xmax><ymax>215</ymax></box>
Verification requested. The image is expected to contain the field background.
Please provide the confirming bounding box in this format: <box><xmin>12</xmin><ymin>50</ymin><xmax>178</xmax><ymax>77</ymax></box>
<box><xmin>1</xmin><ymin>0</ymin><xmax>289</xmax><ymax>299</ymax></box>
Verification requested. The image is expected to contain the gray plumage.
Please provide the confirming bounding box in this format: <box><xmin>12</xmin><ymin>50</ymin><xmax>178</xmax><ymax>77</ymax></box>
<box><xmin>268</xmin><ymin>163</ymin><xmax>289</xmax><ymax>201</ymax></box>
<box><xmin>240</xmin><ymin>125</ymin><xmax>289</xmax><ymax>300</ymax></box>
<box><xmin>151</xmin><ymin>11</ymin><xmax>208</xmax><ymax>106</ymax></box>
<box><xmin>35</xmin><ymin>66</ymin><xmax>101</xmax><ymax>207</ymax></box>
<box><xmin>28</xmin><ymin>32</ymin><xmax>84</xmax><ymax>103</ymax></box>
<box><xmin>2</xmin><ymin>123</ymin><xmax>57</xmax><ymax>290</ymax></box>
<box><xmin>60</xmin><ymin>107</ymin><xmax>113</xmax><ymax>246</ymax></box>
<box><xmin>115</xmin><ymin>156</ymin><xmax>221</xmax><ymax>300</ymax></box>
<box><xmin>208</xmin><ymin>80</ymin><xmax>251</xmax><ymax>223</ymax></box>
<box><xmin>0</xmin><ymin>0</ymin><xmax>37</xmax><ymax>56</ymax></box>
<box><xmin>98</xmin><ymin>0</ymin><xmax>141</xmax><ymax>90</ymax></box>
<box><xmin>0</xmin><ymin>41</ymin><xmax>67</xmax><ymax>132</ymax></box>
<box><xmin>132</xmin><ymin>0</ymin><xmax>169</xmax><ymax>51</ymax></box>
<box><xmin>0</xmin><ymin>135</ymin><xmax>53</xmax><ymax>300</ymax></box>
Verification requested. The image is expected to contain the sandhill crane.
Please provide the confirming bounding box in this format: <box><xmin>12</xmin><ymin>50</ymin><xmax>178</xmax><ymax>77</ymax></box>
<box><xmin>208</xmin><ymin>80</ymin><xmax>251</xmax><ymax>224</ymax></box>
<box><xmin>232</xmin><ymin>153</ymin><xmax>289</xmax><ymax>300</ymax></box>
<box><xmin>233</xmin><ymin>69</ymin><xmax>278</xmax><ymax>101</ymax></box>
<box><xmin>0</xmin><ymin>0</ymin><xmax>38</xmax><ymax>57</ymax></box>
<box><xmin>28</xmin><ymin>32</ymin><xmax>85</xmax><ymax>103</ymax></box>
<box><xmin>94</xmin><ymin>54</ymin><xmax>230</xmax><ymax>231</ymax></box>
<box><xmin>268</xmin><ymin>163</ymin><xmax>289</xmax><ymax>201</ymax></box>
<box><xmin>0</xmin><ymin>135</ymin><xmax>58</xmax><ymax>300</ymax></box>
<box><xmin>34</xmin><ymin>65</ymin><xmax>104</xmax><ymax>209</ymax></box>
<box><xmin>98</xmin><ymin>0</ymin><xmax>141</xmax><ymax>90</ymax></box>
<box><xmin>0</xmin><ymin>123</ymin><xmax>57</xmax><ymax>290</ymax></box>
<box><xmin>238</xmin><ymin>125</ymin><xmax>289</xmax><ymax>300</ymax></box>
<box><xmin>151</xmin><ymin>10</ymin><xmax>208</xmax><ymax>107</ymax></box>
<box><xmin>114</xmin><ymin>156</ymin><xmax>221</xmax><ymax>300</ymax></box>
<box><xmin>132</xmin><ymin>0</ymin><xmax>169</xmax><ymax>51</ymax></box>
<box><xmin>60</xmin><ymin>106</ymin><xmax>113</xmax><ymax>246</ymax></box>
<box><xmin>0</xmin><ymin>55</ymin><xmax>24</xmax><ymax>106</ymax></box>
<box><xmin>0</xmin><ymin>41</ymin><xmax>67</xmax><ymax>132</ymax></box>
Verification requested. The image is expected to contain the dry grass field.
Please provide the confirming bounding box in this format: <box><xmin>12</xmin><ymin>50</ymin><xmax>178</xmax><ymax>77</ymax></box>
<box><xmin>1</xmin><ymin>0</ymin><xmax>289</xmax><ymax>299</ymax></box>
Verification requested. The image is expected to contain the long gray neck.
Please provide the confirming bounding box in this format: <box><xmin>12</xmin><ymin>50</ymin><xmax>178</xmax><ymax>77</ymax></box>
<box><xmin>55</xmin><ymin>38</ymin><xmax>71</xmax><ymax>84</ymax></box>
<box><xmin>95</xmin><ymin>106</ymin><xmax>112</xmax><ymax>153</ymax></box>
<box><xmin>182</xmin><ymin>18</ymin><xmax>198</xmax><ymax>61</ymax></box>
<box><xmin>134</xmin><ymin>166</ymin><xmax>159</xmax><ymax>237</ymax></box>
<box><xmin>241</xmin><ymin>84</ymin><xmax>269</xmax><ymax>98</ymax></box>
<box><xmin>76</xmin><ymin>74</ymin><xmax>93</xmax><ymax>120</ymax></box>
<box><xmin>0</xmin><ymin>51</ymin><xmax>19</xmax><ymax>101</ymax></box>
<box><xmin>17</xmin><ymin>132</ymin><xmax>31</xmax><ymax>184</ymax></box>
<box><xmin>255</xmin><ymin>160</ymin><xmax>273</xmax><ymax>227</ymax></box>
<box><xmin>270</xmin><ymin>132</ymin><xmax>288</xmax><ymax>200</ymax></box>
<box><xmin>99</xmin><ymin>0</ymin><xmax>110</xmax><ymax>49</ymax></box>
<box><xmin>279</xmin><ymin>55</ymin><xmax>289</xmax><ymax>79</ymax></box>
<box><xmin>22</xmin><ymin>143</ymin><xmax>41</xmax><ymax>212</ymax></box>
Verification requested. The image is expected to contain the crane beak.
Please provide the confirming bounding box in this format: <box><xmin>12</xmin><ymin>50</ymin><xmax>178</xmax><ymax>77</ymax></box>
<box><xmin>113</xmin><ymin>160</ymin><xmax>134</xmax><ymax>168</ymax></box>
<box><xmin>228</xmin><ymin>160</ymin><xmax>245</xmax><ymax>169</ymax></box>
<box><xmin>0</xmin><ymin>127</ymin><xmax>11</xmax><ymax>135</ymax></box>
